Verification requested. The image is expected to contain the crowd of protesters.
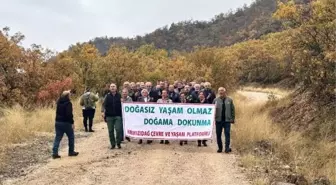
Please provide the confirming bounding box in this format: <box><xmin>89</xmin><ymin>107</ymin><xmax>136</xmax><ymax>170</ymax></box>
<box><xmin>51</xmin><ymin>80</ymin><xmax>235</xmax><ymax>159</ymax></box>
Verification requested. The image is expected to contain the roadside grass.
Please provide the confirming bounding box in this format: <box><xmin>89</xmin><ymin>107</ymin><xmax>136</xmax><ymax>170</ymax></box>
<box><xmin>232</xmin><ymin>91</ymin><xmax>335</xmax><ymax>184</ymax></box>
<box><xmin>0</xmin><ymin>98</ymin><xmax>103</xmax><ymax>146</ymax></box>
<box><xmin>240</xmin><ymin>86</ymin><xmax>292</xmax><ymax>97</ymax></box>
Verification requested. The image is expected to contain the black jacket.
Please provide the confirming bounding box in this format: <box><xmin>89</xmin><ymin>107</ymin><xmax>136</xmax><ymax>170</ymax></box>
<box><xmin>203</xmin><ymin>89</ymin><xmax>216</xmax><ymax>104</ymax></box>
<box><xmin>168</xmin><ymin>91</ymin><xmax>181</xmax><ymax>103</ymax></box>
<box><xmin>55</xmin><ymin>96</ymin><xmax>74</xmax><ymax>124</ymax></box>
<box><xmin>102</xmin><ymin>92</ymin><xmax>122</xmax><ymax>117</ymax></box>
<box><xmin>191</xmin><ymin>91</ymin><xmax>200</xmax><ymax>103</ymax></box>
<box><xmin>134</xmin><ymin>89</ymin><xmax>142</xmax><ymax>101</ymax></box>
<box><xmin>149</xmin><ymin>89</ymin><xmax>159</xmax><ymax>102</ymax></box>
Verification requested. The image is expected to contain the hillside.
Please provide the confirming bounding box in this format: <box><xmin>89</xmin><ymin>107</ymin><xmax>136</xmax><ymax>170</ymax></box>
<box><xmin>89</xmin><ymin>0</ymin><xmax>282</xmax><ymax>53</ymax></box>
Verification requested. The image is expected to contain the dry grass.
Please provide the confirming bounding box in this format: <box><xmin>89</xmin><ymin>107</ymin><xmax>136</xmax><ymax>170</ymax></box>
<box><xmin>252</xmin><ymin>177</ymin><xmax>269</xmax><ymax>185</ymax></box>
<box><xmin>0</xmin><ymin>98</ymin><xmax>102</xmax><ymax>146</ymax></box>
<box><xmin>240</xmin><ymin>86</ymin><xmax>292</xmax><ymax>97</ymax></box>
<box><xmin>232</xmin><ymin>93</ymin><xmax>336</xmax><ymax>184</ymax></box>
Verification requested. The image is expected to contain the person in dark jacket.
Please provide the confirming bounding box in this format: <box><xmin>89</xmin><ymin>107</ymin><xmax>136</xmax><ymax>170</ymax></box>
<box><xmin>155</xmin><ymin>84</ymin><xmax>163</xmax><ymax>99</ymax></box>
<box><xmin>134</xmin><ymin>82</ymin><xmax>142</xmax><ymax>101</ymax></box>
<box><xmin>191</xmin><ymin>84</ymin><xmax>201</xmax><ymax>103</ymax></box>
<box><xmin>128</xmin><ymin>82</ymin><xmax>136</xmax><ymax>101</ymax></box>
<box><xmin>159</xmin><ymin>81</ymin><xmax>165</xmax><ymax>90</ymax></box>
<box><xmin>52</xmin><ymin>90</ymin><xmax>79</xmax><ymax>159</ymax></box>
<box><xmin>184</xmin><ymin>85</ymin><xmax>194</xmax><ymax>103</ymax></box>
<box><xmin>194</xmin><ymin>91</ymin><xmax>209</xmax><ymax>147</ymax></box>
<box><xmin>190</xmin><ymin>82</ymin><xmax>196</xmax><ymax>92</ymax></box>
<box><xmin>175</xmin><ymin>81</ymin><xmax>184</xmax><ymax>93</ymax></box>
<box><xmin>168</xmin><ymin>85</ymin><xmax>180</xmax><ymax>103</ymax></box>
<box><xmin>146</xmin><ymin>82</ymin><xmax>159</xmax><ymax>102</ymax></box>
<box><xmin>101</xmin><ymin>83</ymin><xmax>123</xmax><ymax>149</ymax></box>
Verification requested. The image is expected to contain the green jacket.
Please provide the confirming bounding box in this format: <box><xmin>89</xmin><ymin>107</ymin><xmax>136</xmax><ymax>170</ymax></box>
<box><xmin>213</xmin><ymin>97</ymin><xmax>235</xmax><ymax>123</ymax></box>
<box><xmin>121</xmin><ymin>96</ymin><xmax>133</xmax><ymax>103</ymax></box>
<box><xmin>80</xmin><ymin>92</ymin><xmax>99</xmax><ymax>109</ymax></box>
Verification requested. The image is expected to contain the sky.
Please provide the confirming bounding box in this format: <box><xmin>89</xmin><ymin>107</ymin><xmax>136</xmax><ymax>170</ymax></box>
<box><xmin>0</xmin><ymin>0</ymin><xmax>254</xmax><ymax>52</ymax></box>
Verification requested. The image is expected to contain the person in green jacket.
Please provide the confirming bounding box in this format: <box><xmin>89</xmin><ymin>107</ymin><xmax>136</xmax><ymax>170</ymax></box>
<box><xmin>213</xmin><ymin>87</ymin><xmax>235</xmax><ymax>153</ymax></box>
<box><xmin>79</xmin><ymin>88</ymin><xmax>99</xmax><ymax>132</ymax></box>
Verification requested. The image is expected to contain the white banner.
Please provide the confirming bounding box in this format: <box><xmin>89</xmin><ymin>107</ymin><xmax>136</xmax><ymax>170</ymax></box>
<box><xmin>122</xmin><ymin>103</ymin><xmax>215</xmax><ymax>140</ymax></box>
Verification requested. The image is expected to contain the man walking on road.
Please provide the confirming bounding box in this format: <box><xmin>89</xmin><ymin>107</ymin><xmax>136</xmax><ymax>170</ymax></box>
<box><xmin>213</xmin><ymin>87</ymin><xmax>235</xmax><ymax>153</ymax></box>
<box><xmin>80</xmin><ymin>88</ymin><xmax>99</xmax><ymax>132</ymax></box>
<box><xmin>102</xmin><ymin>83</ymin><xmax>123</xmax><ymax>149</ymax></box>
<box><xmin>52</xmin><ymin>90</ymin><xmax>79</xmax><ymax>159</ymax></box>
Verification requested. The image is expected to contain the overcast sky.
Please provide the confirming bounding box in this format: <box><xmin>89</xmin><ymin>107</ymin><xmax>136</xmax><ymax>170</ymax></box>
<box><xmin>0</xmin><ymin>0</ymin><xmax>254</xmax><ymax>51</ymax></box>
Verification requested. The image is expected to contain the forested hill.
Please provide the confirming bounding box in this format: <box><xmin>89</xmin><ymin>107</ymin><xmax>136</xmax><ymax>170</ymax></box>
<box><xmin>89</xmin><ymin>0</ymin><xmax>282</xmax><ymax>53</ymax></box>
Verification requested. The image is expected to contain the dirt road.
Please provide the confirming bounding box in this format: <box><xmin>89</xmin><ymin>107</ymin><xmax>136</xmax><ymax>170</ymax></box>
<box><xmin>3</xmin><ymin>91</ymin><xmax>271</xmax><ymax>185</ymax></box>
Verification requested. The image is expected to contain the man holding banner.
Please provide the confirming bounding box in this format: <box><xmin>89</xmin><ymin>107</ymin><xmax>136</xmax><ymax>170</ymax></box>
<box><xmin>122</xmin><ymin>92</ymin><xmax>215</xmax><ymax>145</ymax></box>
<box><xmin>157</xmin><ymin>90</ymin><xmax>173</xmax><ymax>145</ymax></box>
<box><xmin>121</xmin><ymin>88</ymin><xmax>132</xmax><ymax>142</ymax></box>
<box><xmin>213</xmin><ymin>87</ymin><xmax>235</xmax><ymax>153</ymax></box>
<box><xmin>137</xmin><ymin>89</ymin><xmax>155</xmax><ymax>144</ymax></box>
<box><xmin>195</xmin><ymin>91</ymin><xmax>210</xmax><ymax>147</ymax></box>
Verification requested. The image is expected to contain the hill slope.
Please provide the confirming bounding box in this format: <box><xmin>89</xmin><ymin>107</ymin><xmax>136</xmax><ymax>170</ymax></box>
<box><xmin>89</xmin><ymin>0</ymin><xmax>282</xmax><ymax>53</ymax></box>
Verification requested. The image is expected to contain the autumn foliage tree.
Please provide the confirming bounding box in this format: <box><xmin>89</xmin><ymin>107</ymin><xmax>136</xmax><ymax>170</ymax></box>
<box><xmin>0</xmin><ymin>28</ymin><xmax>47</xmax><ymax>106</ymax></box>
<box><xmin>37</xmin><ymin>77</ymin><xmax>73</xmax><ymax>105</ymax></box>
<box><xmin>274</xmin><ymin>0</ymin><xmax>336</xmax><ymax>99</ymax></box>
<box><xmin>1</xmin><ymin>0</ymin><xmax>334</xmax><ymax>107</ymax></box>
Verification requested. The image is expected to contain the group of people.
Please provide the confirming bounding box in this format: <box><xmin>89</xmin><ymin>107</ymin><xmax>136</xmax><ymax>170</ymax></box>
<box><xmin>51</xmin><ymin>80</ymin><xmax>235</xmax><ymax>159</ymax></box>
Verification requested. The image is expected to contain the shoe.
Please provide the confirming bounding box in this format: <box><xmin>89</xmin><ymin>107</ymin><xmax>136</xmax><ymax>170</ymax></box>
<box><xmin>126</xmin><ymin>137</ymin><xmax>131</xmax><ymax>142</ymax></box>
<box><xmin>68</xmin><ymin>152</ymin><xmax>79</xmax><ymax>156</ymax></box>
<box><xmin>164</xmin><ymin>140</ymin><xmax>169</xmax><ymax>145</ymax></box>
<box><xmin>111</xmin><ymin>145</ymin><xmax>116</xmax><ymax>149</ymax></box>
<box><xmin>225</xmin><ymin>148</ymin><xmax>232</xmax><ymax>153</ymax></box>
<box><xmin>180</xmin><ymin>141</ymin><xmax>183</xmax><ymax>146</ymax></box>
<box><xmin>85</xmin><ymin>128</ymin><xmax>88</xmax><ymax>132</ymax></box>
<box><xmin>138</xmin><ymin>140</ymin><xmax>142</xmax><ymax>144</ymax></box>
<box><xmin>198</xmin><ymin>142</ymin><xmax>201</xmax><ymax>147</ymax></box>
<box><xmin>89</xmin><ymin>129</ymin><xmax>95</xmax><ymax>132</ymax></box>
<box><xmin>202</xmin><ymin>141</ymin><xmax>207</xmax><ymax>147</ymax></box>
<box><xmin>52</xmin><ymin>154</ymin><xmax>61</xmax><ymax>159</ymax></box>
<box><xmin>160</xmin><ymin>140</ymin><xmax>164</xmax><ymax>144</ymax></box>
<box><xmin>217</xmin><ymin>149</ymin><xmax>223</xmax><ymax>153</ymax></box>
<box><xmin>117</xmin><ymin>144</ymin><xmax>121</xmax><ymax>149</ymax></box>
<box><xmin>147</xmin><ymin>140</ymin><xmax>153</xmax><ymax>144</ymax></box>
<box><xmin>184</xmin><ymin>141</ymin><xmax>188</xmax><ymax>145</ymax></box>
